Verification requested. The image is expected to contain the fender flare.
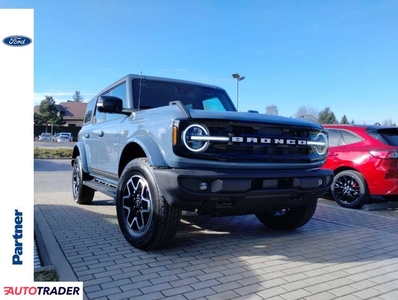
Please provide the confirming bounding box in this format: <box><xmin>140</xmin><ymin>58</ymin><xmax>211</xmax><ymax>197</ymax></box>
<box><xmin>123</xmin><ymin>135</ymin><xmax>168</xmax><ymax>167</ymax></box>
<box><xmin>71</xmin><ymin>142</ymin><xmax>91</xmax><ymax>174</ymax></box>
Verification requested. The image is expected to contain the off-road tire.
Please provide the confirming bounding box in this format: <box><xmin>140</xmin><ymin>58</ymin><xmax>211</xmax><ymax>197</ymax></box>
<box><xmin>116</xmin><ymin>158</ymin><xmax>181</xmax><ymax>250</ymax></box>
<box><xmin>72</xmin><ymin>156</ymin><xmax>95</xmax><ymax>205</ymax></box>
<box><xmin>255</xmin><ymin>198</ymin><xmax>318</xmax><ymax>230</ymax></box>
<box><xmin>331</xmin><ymin>170</ymin><xmax>369</xmax><ymax>209</ymax></box>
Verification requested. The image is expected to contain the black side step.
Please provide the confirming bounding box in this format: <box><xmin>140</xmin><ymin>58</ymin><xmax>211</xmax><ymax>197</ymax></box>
<box><xmin>84</xmin><ymin>180</ymin><xmax>117</xmax><ymax>199</ymax></box>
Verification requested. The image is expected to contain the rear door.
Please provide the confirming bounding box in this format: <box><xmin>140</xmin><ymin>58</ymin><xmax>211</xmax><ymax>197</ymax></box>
<box><xmin>323</xmin><ymin>128</ymin><xmax>364</xmax><ymax>170</ymax></box>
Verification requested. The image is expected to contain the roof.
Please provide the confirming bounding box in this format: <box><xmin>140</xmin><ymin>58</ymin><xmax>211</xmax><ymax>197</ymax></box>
<box><xmin>34</xmin><ymin>101</ymin><xmax>87</xmax><ymax>120</ymax></box>
<box><xmin>57</xmin><ymin>102</ymin><xmax>87</xmax><ymax>120</ymax></box>
<box><xmin>323</xmin><ymin>124</ymin><xmax>395</xmax><ymax>129</ymax></box>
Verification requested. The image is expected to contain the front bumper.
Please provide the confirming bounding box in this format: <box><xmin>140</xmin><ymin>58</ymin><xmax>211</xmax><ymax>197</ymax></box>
<box><xmin>153</xmin><ymin>168</ymin><xmax>334</xmax><ymax>216</ymax></box>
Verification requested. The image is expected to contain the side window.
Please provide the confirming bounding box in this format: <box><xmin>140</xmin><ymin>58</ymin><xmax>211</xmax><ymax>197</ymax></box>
<box><xmin>94</xmin><ymin>82</ymin><xmax>127</xmax><ymax>123</ymax></box>
<box><xmin>341</xmin><ymin>130</ymin><xmax>363</xmax><ymax>145</ymax></box>
<box><xmin>84</xmin><ymin>99</ymin><xmax>95</xmax><ymax>124</ymax></box>
<box><xmin>94</xmin><ymin>104</ymin><xmax>106</xmax><ymax>123</ymax></box>
<box><xmin>326</xmin><ymin>129</ymin><xmax>341</xmax><ymax>147</ymax></box>
<box><xmin>107</xmin><ymin>82</ymin><xmax>127</xmax><ymax>121</ymax></box>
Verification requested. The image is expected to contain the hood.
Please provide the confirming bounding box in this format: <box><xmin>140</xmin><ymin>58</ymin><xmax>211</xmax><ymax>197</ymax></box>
<box><xmin>188</xmin><ymin>109</ymin><xmax>323</xmax><ymax>129</ymax></box>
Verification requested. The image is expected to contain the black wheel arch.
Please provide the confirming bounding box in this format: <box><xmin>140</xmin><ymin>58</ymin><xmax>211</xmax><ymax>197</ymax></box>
<box><xmin>71</xmin><ymin>143</ymin><xmax>91</xmax><ymax>175</ymax></box>
<box><xmin>118</xmin><ymin>142</ymin><xmax>147</xmax><ymax>178</ymax></box>
<box><xmin>118</xmin><ymin>136</ymin><xmax>169</xmax><ymax>177</ymax></box>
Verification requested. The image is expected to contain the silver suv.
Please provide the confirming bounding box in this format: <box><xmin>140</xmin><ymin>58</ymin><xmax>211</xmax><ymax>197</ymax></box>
<box><xmin>71</xmin><ymin>74</ymin><xmax>333</xmax><ymax>250</ymax></box>
<box><xmin>53</xmin><ymin>132</ymin><xmax>73</xmax><ymax>142</ymax></box>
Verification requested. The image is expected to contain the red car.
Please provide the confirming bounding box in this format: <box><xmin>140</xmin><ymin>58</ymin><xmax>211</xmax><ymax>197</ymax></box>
<box><xmin>322</xmin><ymin>124</ymin><xmax>398</xmax><ymax>208</ymax></box>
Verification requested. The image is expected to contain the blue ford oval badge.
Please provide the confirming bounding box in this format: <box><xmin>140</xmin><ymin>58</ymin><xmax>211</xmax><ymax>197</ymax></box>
<box><xmin>2</xmin><ymin>35</ymin><xmax>32</xmax><ymax>47</ymax></box>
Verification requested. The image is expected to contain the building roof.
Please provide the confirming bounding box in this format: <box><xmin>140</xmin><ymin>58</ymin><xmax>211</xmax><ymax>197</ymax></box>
<box><xmin>34</xmin><ymin>101</ymin><xmax>87</xmax><ymax>121</ymax></box>
<box><xmin>57</xmin><ymin>101</ymin><xmax>87</xmax><ymax>120</ymax></box>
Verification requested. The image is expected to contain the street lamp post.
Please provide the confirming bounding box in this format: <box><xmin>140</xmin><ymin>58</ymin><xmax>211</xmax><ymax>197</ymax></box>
<box><xmin>232</xmin><ymin>73</ymin><xmax>245</xmax><ymax>111</ymax></box>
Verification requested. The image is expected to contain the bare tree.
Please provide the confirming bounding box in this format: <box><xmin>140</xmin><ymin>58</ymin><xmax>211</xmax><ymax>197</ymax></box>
<box><xmin>383</xmin><ymin>118</ymin><xmax>395</xmax><ymax>126</ymax></box>
<box><xmin>295</xmin><ymin>105</ymin><xmax>319</xmax><ymax>118</ymax></box>
<box><xmin>265</xmin><ymin>104</ymin><xmax>279</xmax><ymax>115</ymax></box>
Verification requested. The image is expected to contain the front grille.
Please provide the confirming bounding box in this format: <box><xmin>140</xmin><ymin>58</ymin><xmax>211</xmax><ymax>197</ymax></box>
<box><xmin>175</xmin><ymin>119</ymin><xmax>326</xmax><ymax>163</ymax></box>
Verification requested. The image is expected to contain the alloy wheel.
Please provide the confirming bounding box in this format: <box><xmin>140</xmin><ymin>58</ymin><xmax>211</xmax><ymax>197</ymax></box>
<box><xmin>72</xmin><ymin>163</ymin><xmax>80</xmax><ymax>197</ymax></box>
<box><xmin>122</xmin><ymin>175</ymin><xmax>153</xmax><ymax>237</ymax></box>
<box><xmin>333</xmin><ymin>174</ymin><xmax>360</xmax><ymax>205</ymax></box>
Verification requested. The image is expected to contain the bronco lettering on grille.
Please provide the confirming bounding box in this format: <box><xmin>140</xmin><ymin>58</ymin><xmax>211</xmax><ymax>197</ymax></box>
<box><xmin>231</xmin><ymin>136</ymin><xmax>307</xmax><ymax>145</ymax></box>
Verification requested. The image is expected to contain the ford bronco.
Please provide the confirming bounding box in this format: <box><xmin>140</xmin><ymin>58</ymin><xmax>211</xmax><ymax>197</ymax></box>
<box><xmin>71</xmin><ymin>74</ymin><xmax>333</xmax><ymax>250</ymax></box>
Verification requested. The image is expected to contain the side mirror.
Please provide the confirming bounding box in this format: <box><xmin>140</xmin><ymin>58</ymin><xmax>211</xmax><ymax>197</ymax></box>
<box><xmin>97</xmin><ymin>96</ymin><xmax>123</xmax><ymax>113</ymax></box>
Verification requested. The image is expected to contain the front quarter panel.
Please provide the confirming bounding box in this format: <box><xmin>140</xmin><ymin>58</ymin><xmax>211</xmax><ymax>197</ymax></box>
<box><xmin>119</xmin><ymin>105</ymin><xmax>189</xmax><ymax>167</ymax></box>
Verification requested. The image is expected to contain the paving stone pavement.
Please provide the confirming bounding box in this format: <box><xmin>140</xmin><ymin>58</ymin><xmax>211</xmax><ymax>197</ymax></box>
<box><xmin>34</xmin><ymin>160</ymin><xmax>398</xmax><ymax>300</ymax></box>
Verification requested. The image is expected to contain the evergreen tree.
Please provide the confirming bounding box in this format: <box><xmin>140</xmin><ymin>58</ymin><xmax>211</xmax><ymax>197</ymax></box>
<box><xmin>318</xmin><ymin>107</ymin><xmax>338</xmax><ymax>124</ymax></box>
<box><xmin>35</xmin><ymin>96</ymin><xmax>64</xmax><ymax>125</ymax></box>
<box><xmin>72</xmin><ymin>91</ymin><xmax>84</xmax><ymax>102</ymax></box>
<box><xmin>340</xmin><ymin>115</ymin><xmax>349</xmax><ymax>124</ymax></box>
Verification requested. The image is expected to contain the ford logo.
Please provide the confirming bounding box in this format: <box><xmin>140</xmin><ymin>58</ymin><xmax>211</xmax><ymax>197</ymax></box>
<box><xmin>2</xmin><ymin>35</ymin><xmax>32</xmax><ymax>47</ymax></box>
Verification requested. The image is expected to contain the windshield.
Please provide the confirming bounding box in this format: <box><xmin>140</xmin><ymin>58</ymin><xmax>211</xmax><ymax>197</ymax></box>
<box><xmin>132</xmin><ymin>79</ymin><xmax>236</xmax><ymax>111</ymax></box>
<box><xmin>367</xmin><ymin>128</ymin><xmax>398</xmax><ymax>146</ymax></box>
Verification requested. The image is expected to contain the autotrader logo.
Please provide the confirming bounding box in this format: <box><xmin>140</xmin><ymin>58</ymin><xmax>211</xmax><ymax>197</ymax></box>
<box><xmin>2</xmin><ymin>35</ymin><xmax>32</xmax><ymax>47</ymax></box>
<box><xmin>3</xmin><ymin>285</ymin><xmax>81</xmax><ymax>296</ymax></box>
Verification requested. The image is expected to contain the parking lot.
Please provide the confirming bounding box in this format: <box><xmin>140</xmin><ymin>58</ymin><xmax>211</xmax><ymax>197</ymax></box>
<box><xmin>34</xmin><ymin>159</ymin><xmax>398</xmax><ymax>300</ymax></box>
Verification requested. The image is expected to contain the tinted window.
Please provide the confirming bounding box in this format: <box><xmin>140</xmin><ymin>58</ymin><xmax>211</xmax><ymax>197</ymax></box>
<box><xmin>132</xmin><ymin>79</ymin><xmax>235</xmax><ymax>111</ymax></box>
<box><xmin>367</xmin><ymin>128</ymin><xmax>398</xmax><ymax>146</ymax></box>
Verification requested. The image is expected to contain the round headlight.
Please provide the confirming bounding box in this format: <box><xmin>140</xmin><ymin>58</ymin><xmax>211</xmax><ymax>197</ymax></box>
<box><xmin>312</xmin><ymin>133</ymin><xmax>328</xmax><ymax>155</ymax></box>
<box><xmin>182</xmin><ymin>124</ymin><xmax>210</xmax><ymax>153</ymax></box>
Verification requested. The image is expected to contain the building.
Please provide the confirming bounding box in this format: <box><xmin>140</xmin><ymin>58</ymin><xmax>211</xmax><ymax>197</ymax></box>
<box><xmin>57</xmin><ymin>101</ymin><xmax>87</xmax><ymax>127</ymax></box>
<box><xmin>34</xmin><ymin>101</ymin><xmax>87</xmax><ymax>127</ymax></box>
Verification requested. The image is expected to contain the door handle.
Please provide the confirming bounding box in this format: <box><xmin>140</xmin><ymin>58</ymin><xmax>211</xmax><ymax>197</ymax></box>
<box><xmin>329</xmin><ymin>153</ymin><xmax>338</xmax><ymax>157</ymax></box>
<box><xmin>85</xmin><ymin>133</ymin><xmax>90</xmax><ymax>138</ymax></box>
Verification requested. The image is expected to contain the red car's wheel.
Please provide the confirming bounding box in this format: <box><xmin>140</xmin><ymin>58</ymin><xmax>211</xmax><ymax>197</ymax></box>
<box><xmin>331</xmin><ymin>170</ymin><xmax>369</xmax><ymax>208</ymax></box>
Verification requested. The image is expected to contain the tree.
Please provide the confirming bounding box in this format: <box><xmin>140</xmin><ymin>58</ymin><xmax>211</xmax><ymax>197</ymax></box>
<box><xmin>340</xmin><ymin>115</ymin><xmax>349</xmax><ymax>124</ymax></box>
<box><xmin>383</xmin><ymin>118</ymin><xmax>395</xmax><ymax>126</ymax></box>
<box><xmin>351</xmin><ymin>119</ymin><xmax>355</xmax><ymax>124</ymax></box>
<box><xmin>265</xmin><ymin>104</ymin><xmax>278</xmax><ymax>115</ymax></box>
<box><xmin>34</xmin><ymin>112</ymin><xmax>43</xmax><ymax>125</ymax></box>
<box><xmin>34</xmin><ymin>96</ymin><xmax>64</xmax><ymax>125</ymax></box>
<box><xmin>318</xmin><ymin>107</ymin><xmax>338</xmax><ymax>124</ymax></box>
<box><xmin>72</xmin><ymin>91</ymin><xmax>84</xmax><ymax>102</ymax></box>
<box><xmin>295</xmin><ymin>105</ymin><xmax>319</xmax><ymax>119</ymax></box>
